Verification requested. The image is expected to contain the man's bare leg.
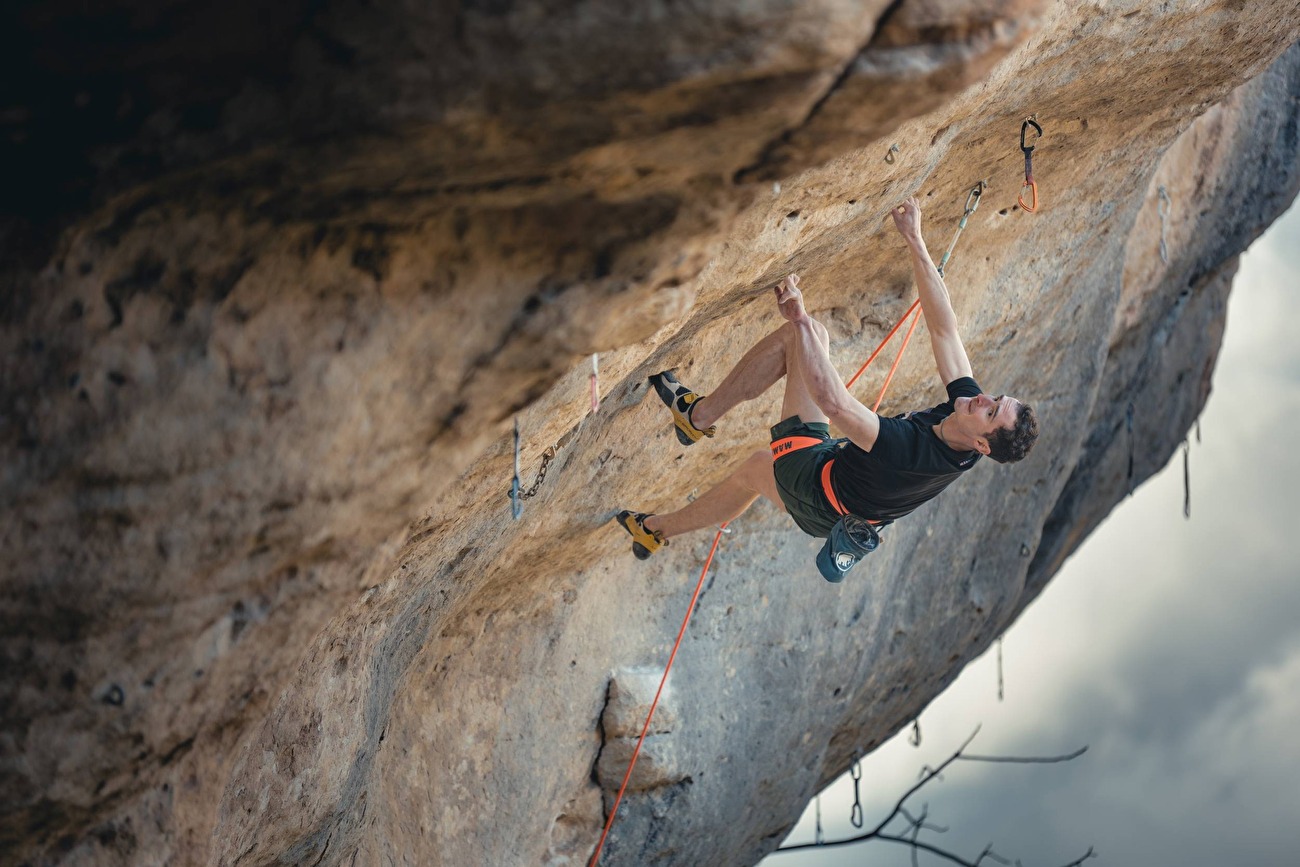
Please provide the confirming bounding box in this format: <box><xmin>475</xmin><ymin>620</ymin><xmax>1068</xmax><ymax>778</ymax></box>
<box><xmin>645</xmin><ymin>313</ymin><xmax>834</xmax><ymax>540</ymax></box>
<box><xmin>644</xmin><ymin>449</ymin><xmax>780</xmax><ymax>538</ymax></box>
<box><xmin>691</xmin><ymin>317</ymin><xmax>833</xmax><ymax>430</ymax></box>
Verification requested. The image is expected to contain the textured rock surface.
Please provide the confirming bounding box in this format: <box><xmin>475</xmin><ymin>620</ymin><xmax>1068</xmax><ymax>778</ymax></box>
<box><xmin>3</xmin><ymin>1</ymin><xmax>1300</xmax><ymax>865</ymax></box>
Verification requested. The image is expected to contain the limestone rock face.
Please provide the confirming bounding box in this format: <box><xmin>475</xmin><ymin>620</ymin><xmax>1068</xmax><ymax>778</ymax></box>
<box><xmin>3</xmin><ymin>2</ymin><xmax>1300</xmax><ymax>865</ymax></box>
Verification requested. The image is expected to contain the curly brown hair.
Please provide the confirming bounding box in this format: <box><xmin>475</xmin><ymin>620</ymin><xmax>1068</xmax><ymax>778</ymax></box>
<box><xmin>987</xmin><ymin>403</ymin><xmax>1039</xmax><ymax>464</ymax></box>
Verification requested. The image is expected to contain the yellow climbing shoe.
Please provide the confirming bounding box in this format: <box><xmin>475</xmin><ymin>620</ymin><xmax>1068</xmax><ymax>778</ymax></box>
<box><xmin>649</xmin><ymin>370</ymin><xmax>716</xmax><ymax>446</ymax></box>
<box><xmin>617</xmin><ymin>510</ymin><xmax>667</xmax><ymax>560</ymax></box>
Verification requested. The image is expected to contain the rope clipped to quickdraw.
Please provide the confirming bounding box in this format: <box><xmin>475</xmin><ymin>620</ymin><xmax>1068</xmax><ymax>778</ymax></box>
<box><xmin>1182</xmin><ymin>437</ymin><xmax>1191</xmax><ymax>519</ymax></box>
<box><xmin>909</xmin><ymin>718</ymin><xmax>922</xmax><ymax>747</ymax></box>
<box><xmin>1157</xmin><ymin>186</ymin><xmax>1172</xmax><ymax>264</ymax></box>
<box><xmin>587</xmin><ymin>525</ymin><xmax>728</xmax><ymax>867</ymax></box>
<box><xmin>1018</xmin><ymin>117</ymin><xmax>1043</xmax><ymax>213</ymax></box>
<box><xmin>815</xmin><ymin>794</ymin><xmax>825</xmax><ymax>845</ymax></box>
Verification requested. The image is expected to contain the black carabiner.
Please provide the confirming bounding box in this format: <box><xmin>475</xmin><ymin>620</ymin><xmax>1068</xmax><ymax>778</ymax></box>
<box><xmin>1020</xmin><ymin>117</ymin><xmax>1043</xmax><ymax>154</ymax></box>
<box><xmin>1019</xmin><ymin>118</ymin><xmax>1043</xmax><ymax>213</ymax></box>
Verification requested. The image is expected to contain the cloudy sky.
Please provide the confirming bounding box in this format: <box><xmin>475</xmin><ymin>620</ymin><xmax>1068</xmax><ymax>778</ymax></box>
<box><xmin>763</xmin><ymin>202</ymin><xmax>1300</xmax><ymax>867</ymax></box>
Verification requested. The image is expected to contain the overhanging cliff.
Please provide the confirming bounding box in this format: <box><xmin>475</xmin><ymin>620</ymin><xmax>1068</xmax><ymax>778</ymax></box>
<box><xmin>3</xmin><ymin>1</ymin><xmax>1300</xmax><ymax>865</ymax></box>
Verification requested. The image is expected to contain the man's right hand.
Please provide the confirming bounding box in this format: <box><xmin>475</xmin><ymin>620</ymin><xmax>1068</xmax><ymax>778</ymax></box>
<box><xmin>775</xmin><ymin>273</ymin><xmax>808</xmax><ymax>322</ymax></box>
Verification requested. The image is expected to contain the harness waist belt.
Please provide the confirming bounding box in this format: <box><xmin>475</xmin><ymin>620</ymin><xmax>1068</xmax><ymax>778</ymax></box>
<box><xmin>772</xmin><ymin>436</ymin><xmax>879</xmax><ymax>525</ymax></box>
<box><xmin>770</xmin><ymin>435</ymin><xmax>823</xmax><ymax>458</ymax></box>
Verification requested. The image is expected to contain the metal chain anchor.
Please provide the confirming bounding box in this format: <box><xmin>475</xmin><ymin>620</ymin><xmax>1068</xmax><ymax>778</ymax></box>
<box><xmin>522</xmin><ymin>446</ymin><xmax>558</xmax><ymax>500</ymax></box>
<box><xmin>510</xmin><ymin>422</ymin><xmax>577</xmax><ymax>518</ymax></box>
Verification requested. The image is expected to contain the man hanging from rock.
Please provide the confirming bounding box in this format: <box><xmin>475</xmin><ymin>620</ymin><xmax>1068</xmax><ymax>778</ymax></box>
<box><xmin>616</xmin><ymin>197</ymin><xmax>1040</xmax><ymax>582</ymax></box>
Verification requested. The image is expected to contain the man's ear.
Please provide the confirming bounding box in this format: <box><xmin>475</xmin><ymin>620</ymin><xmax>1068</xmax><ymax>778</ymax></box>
<box><xmin>973</xmin><ymin>438</ymin><xmax>991</xmax><ymax>456</ymax></box>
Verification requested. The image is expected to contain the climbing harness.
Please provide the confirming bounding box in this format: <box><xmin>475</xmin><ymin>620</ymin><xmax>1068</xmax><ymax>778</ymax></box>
<box><xmin>1157</xmin><ymin>186</ymin><xmax>1172</xmax><ymax>264</ymax></box>
<box><xmin>937</xmin><ymin>182</ymin><xmax>985</xmax><ymax>278</ymax></box>
<box><xmin>849</xmin><ymin>756</ymin><xmax>865</xmax><ymax>828</ymax></box>
<box><xmin>1018</xmin><ymin>117</ymin><xmax>1043</xmax><ymax>213</ymax></box>
<box><xmin>510</xmin><ymin>419</ymin><xmax>523</xmax><ymax>520</ymax></box>
<box><xmin>588</xmin><ymin>524</ymin><xmax>729</xmax><ymax>867</ymax></box>
<box><xmin>590</xmin><ymin>354</ymin><xmax>600</xmax><ymax>414</ymax></box>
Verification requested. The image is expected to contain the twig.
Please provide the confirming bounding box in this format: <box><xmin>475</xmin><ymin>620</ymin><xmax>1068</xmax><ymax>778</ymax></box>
<box><xmin>771</xmin><ymin>727</ymin><xmax>1091</xmax><ymax>866</ymax></box>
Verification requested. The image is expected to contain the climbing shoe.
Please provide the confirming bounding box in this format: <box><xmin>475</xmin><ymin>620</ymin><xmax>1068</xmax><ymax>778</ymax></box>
<box><xmin>649</xmin><ymin>370</ymin><xmax>716</xmax><ymax>446</ymax></box>
<box><xmin>617</xmin><ymin>510</ymin><xmax>668</xmax><ymax>560</ymax></box>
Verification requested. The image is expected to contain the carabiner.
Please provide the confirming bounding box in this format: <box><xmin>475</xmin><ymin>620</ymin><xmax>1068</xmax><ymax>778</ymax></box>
<box><xmin>1020</xmin><ymin>117</ymin><xmax>1043</xmax><ymax>154</ymax></box>
<box><xmin>963</xmin><ymin>181</ymin><xmax>985</xmax><ymax>217</ymax></box>
<box><xmin>1018</xmin><ymin>179</ymin><xmax>1038</xmax><ymax>213</ymax></box>
<box><xmin>1019</xmin><ymin>117</ymin><xmax>1042</xmax><ymax>213</ymax></box>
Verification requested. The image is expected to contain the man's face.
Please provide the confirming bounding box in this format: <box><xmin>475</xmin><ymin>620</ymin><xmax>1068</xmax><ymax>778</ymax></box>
<box><xmin>952</xmin><ymin>393</ymin><xmax>1021</xmax><ymax>447</ymax></box>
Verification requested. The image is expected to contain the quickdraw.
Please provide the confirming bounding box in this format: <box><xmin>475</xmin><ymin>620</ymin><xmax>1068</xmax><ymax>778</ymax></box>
<box><xmin>1018</xmin><ymin>117</ymin><xmax>1043</xmax><ymax>213</ymax></box>
<box><xmin>937</xmin><ymin>182</ymin><xmax>985</xmax><ymax>278</ymax></box>
<box><xmin>849</xmin><ymin>756</ymin><xmax>865</xmax><ymax>828</ymax></box>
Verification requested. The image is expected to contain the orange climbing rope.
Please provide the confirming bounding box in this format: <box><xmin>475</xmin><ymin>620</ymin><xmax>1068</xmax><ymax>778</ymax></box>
<box><xmin>846</xmin><ymin>302</ymin><xmax>924</xmax><ymax>413</ymax></box>
<box><xmin>588</xmin><ymin>523</ymin><xmax>728</xmax><ymax>867</ymax></box>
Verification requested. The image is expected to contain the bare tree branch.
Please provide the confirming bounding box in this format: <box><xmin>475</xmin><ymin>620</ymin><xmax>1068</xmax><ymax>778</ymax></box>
<box><xmin>960</xmin><ymin>747</ymin><xmax>1088</xmax><ymax>764</ymax></box>
<box><xmin>771</xmin><ymin>727</ymin><xmax>1093</xmax><ymax>867</ymax></box>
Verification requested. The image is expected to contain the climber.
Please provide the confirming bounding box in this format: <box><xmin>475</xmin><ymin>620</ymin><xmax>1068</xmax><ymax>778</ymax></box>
<box><xmin>615</xmin><ymin>197</ymin><xmax>1040</xmax><ymax>582</ymax></box>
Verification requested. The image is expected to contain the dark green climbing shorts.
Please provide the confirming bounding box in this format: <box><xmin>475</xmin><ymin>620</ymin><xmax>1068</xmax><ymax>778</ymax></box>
<box><xmin>769</xmin><ymin>415</ymin><xmax>843</xmax><ymax>539</ymax></box>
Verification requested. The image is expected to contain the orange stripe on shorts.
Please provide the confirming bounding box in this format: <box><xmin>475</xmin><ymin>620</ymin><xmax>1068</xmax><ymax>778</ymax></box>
<box><xmin>770</xmin><ymin>435</ymin><xmax>824</xmax><ymax>458</ymax></box>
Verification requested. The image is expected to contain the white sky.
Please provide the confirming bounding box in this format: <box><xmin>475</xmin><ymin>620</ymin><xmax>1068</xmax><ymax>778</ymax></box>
<box><xmin>764</xmin><ymin>201</ymin><xmax>1300</xmax><ymax>867</ymax></box>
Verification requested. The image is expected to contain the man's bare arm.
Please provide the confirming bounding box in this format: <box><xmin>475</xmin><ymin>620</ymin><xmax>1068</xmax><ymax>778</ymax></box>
<box><xmin>891</xmin><ymin>197</ymin><xmax>974</xmax><ymax>385</ymax></box>
<box><xmin>776</xmin><ymin>275</ymin><xmax>882</xmax><ymax>451</ymax></box>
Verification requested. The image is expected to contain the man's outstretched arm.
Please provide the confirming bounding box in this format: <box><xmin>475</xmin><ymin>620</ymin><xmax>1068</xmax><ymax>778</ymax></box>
<box><xmin>776</xmin><ymin>275</ymin><xmax>882</xmax><ymax>451</ymax></box>
<box><xmin>891</xmin><ymin>197</ymin><xmax>975</xmax><ymax>386</ymax></box>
